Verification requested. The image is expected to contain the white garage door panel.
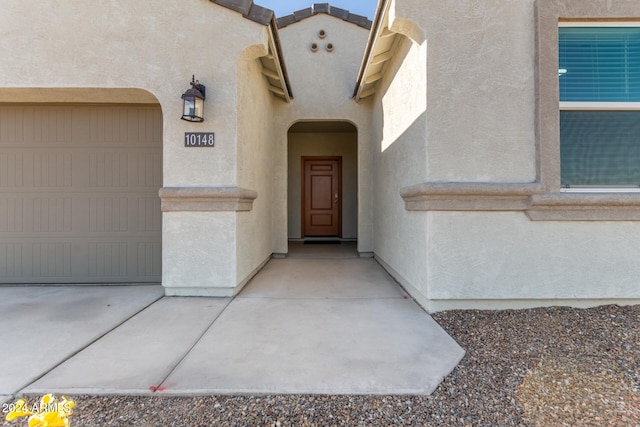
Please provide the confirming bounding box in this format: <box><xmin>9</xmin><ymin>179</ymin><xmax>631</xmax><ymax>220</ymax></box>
<box><xmin>0</xmin><ymin>105</ymin><xmax>162</xmax><ymax>283</ymax></box>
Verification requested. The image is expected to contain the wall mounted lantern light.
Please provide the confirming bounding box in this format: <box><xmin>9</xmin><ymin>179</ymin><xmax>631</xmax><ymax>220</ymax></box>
<box><xmin>181</xmin><ymin>75</ymin><xmax>206</xmax><ymax>122</ymax></box>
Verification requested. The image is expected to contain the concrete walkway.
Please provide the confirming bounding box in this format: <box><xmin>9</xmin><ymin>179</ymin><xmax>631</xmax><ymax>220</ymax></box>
<box><xmin>0</xmin><ymin>243</ymin><xmax>464</xmax><ymax>402</ymax></box>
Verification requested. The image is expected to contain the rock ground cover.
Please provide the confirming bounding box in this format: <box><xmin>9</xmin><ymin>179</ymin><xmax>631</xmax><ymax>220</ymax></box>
<box><xmin>3</xmin><ymin>305</ymin><xmax>638</xmax><ymax>426</ymax></box>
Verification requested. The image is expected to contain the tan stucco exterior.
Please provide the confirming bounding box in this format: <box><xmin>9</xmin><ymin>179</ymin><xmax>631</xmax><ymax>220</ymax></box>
<box><xmin>2</xmin><ymin>0</ymin><xmax>640</xmax><ymax>310</ymax></box>
<box><xmin>273</xmin><ymin>13</ymin><xmax>373</xmax><ymax>255</ymax></box>
<box><xmin>363</xmin><ymin>0</ymin><xmax>640</xmax><ymax>311</ymax></box>
<box><xmin>0</xmin><ymin>0</ymin><xmax>281</xmax><ymax>296</ymax></box>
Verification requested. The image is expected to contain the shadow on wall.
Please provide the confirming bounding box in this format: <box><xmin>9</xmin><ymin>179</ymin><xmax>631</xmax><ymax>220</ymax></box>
<box><xmin>379</xmin><ymin>36</ymin><xmax>426</xmax><ymax>152</ymax></box>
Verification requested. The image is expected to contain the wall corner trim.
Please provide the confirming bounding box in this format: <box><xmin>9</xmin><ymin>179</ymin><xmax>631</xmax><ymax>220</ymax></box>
<box><xmin>159</xmin><ymin>186</ymin><xmax>258</xmax><ymax>212</ymax></box>
<box><xmin>399</xmin><ymin>182</ymin><xmax>545</xmax><ymax>211</ymax></box>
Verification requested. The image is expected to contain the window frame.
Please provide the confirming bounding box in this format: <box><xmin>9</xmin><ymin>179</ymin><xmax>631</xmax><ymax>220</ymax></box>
<box><xmin>536</xmin><ymin>1</ymin><xmax>640</xmax><ymax>191</ymax></box>
<box><xmin>557</xmin><ymin>22</ymin><xmax>640</xmax><ymax>192</ymax></box>
<box><xmin>527</xmin><ymin>0</ymin><xmax>640</xmax><ymax>220</ymax></box>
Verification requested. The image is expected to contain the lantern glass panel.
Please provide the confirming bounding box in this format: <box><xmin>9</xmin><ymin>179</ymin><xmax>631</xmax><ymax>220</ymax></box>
<box><xmin>183</xmin><ymin>97</ymin><xmax>195</xmax><ymax>117</ymax></box>
<box><xmin>194</xmin><ymin>97</ymin><xmax>204</xmax><ymax>119</ymax></box>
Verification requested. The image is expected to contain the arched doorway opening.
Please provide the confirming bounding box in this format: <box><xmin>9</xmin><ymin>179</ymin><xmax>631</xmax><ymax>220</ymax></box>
<box><xmin>287</xmin><ymin>121</ymin><xmax>358</xmax><ymax>244</ymax></box>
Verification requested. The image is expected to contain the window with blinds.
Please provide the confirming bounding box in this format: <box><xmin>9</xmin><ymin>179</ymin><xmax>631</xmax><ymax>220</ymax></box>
<box><xmin>559</xmin><ymin>26</ymin><xmax>640</xmax><ymax>187</ymax></box>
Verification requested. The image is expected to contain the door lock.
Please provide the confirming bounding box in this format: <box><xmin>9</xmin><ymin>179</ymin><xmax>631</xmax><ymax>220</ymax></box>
<box><xmin>334</xmin><ymin>193</ymin><xmax>338</xmax><ymax>204</ymax></box>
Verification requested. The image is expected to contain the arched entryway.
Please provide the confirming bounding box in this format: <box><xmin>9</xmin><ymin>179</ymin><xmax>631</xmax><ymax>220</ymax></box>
<box><xmin>287</xmin><ymin>121</ymin><xmax>358</xmax><ymax>243</ymax></box>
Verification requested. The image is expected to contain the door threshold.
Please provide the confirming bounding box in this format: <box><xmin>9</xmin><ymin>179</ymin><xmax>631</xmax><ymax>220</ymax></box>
<box><xmin>303</xmin><ymin>237</ymin><xmax>341</xmax><ymax>244</ymax></box>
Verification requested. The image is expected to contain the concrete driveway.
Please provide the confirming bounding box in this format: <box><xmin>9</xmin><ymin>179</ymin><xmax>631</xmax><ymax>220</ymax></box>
<box><xmin>0</xmin><ymin>242</ymin><xmax>464</xmax><ymax>402</ymax></box>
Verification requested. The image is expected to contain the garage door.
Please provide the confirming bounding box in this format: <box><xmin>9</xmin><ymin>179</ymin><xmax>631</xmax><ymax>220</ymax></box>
<box><xmin>0</xmin><ymin>105</ymin><xmax>162</xmax><ymax>283</ymax></box>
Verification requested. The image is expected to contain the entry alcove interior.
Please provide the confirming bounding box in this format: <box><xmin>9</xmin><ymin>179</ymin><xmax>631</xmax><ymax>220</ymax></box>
<box><xmin>287</xmin><ymin>121</ymin><xmax>358</xmax><ymax>240</ymax></box>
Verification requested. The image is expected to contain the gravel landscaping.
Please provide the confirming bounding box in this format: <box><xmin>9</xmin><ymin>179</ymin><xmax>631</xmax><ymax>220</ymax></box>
<box><xmin>4</xmin><ymin>304</ymin><xmax>638</xmax><ymax>426</ymax></box>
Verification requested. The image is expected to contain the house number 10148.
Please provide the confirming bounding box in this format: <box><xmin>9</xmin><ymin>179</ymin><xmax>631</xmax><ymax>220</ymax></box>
<box><xmin>184</xmin><ymin>132</ymin><xmax>215</xmax><ymax>147</ymax></box>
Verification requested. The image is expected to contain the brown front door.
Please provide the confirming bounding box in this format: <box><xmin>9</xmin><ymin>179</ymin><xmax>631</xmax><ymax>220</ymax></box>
<box><xmin>302</xmin><ymin>157</ymin><xmax>341</xmax><ymax>237</ymax></box>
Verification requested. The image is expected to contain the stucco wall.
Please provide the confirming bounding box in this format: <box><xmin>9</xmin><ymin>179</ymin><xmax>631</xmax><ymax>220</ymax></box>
<box><xmin>0</xmin><ymin>0</ymin><xmax>275</xmax><ymax>294</ymax></box>
<box><xmin>236</xmin><ymin>43</ymin><xmax>276</xmax><ymax>284</ymax></box>
<box><xmin>425</xmin><ymin>210</ymin><xmax>640</xmax><ymax>311</ymax></box>
<box><xmin>287</xmin><ymin>132</ymin><xmax>358</xmax><ymax>239</ymax></box>
<box><xmin>0</xmin><ymin>0</ymin><xmax>267</xmax><ymax>187</ymax></box>
<box><xmin>373</xmin><ymin>0</ymin><xmax>537</xmax><ymax>302</ymax></box>
<box><xmin>372</xmin><ymin>34</ymin><xmax>430</xmax><ymax>300</ymax></box>
<box><xmin>273</xmin><ymin>14</ymin><xmax>373</xmax><ymax>254</ymax></box>
<box><xmin>416</xmin><ymin>0</ymin><xmax>537</xmax><ymax>183</ymax></box>
<box><xmin>163</xmin><ymin>211</ymin><xmax>236</xmax><ymax>294</ymax></box>
<box><xmin>372</xmin><ymin>0</ymin><xmax>640</xmax><ymax>310</ymax></box>
<box><xmin>428</xmin><ymin>211</ymin><xmax>640</xmax><ymax>299</ymax></box>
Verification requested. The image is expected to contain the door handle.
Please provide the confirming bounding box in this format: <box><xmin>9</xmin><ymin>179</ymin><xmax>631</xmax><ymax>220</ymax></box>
<box><xmin>334</xmin><ymin>193</ymin><xmax>338</xmax><ymax>204</ymax></box>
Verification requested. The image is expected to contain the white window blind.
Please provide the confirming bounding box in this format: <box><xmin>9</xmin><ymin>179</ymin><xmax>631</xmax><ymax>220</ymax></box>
<box><xmin>559</xmin><ymin>27</ymin><xmax>640</xmax><ymax>102</ymax></box>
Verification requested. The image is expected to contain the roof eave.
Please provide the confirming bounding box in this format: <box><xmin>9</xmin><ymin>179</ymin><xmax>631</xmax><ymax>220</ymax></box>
<box><xmin>277</xmin><ymin>3</ymin><xmax>372</xmax><ymax>29</ymax></box>
<box><xmin>210</xmin><ymin>0</ymin><xmax>293</xmax><ymax>102</ymax></box>
<box><xmin>267</xmin><ymin>15</ymin><xmax>294</xmax><ymax>102</ymax></box>
<box><xmin>353</xmin><ymin>0</ymin><xmax>392</xmax><ymax>102</ymax></box>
